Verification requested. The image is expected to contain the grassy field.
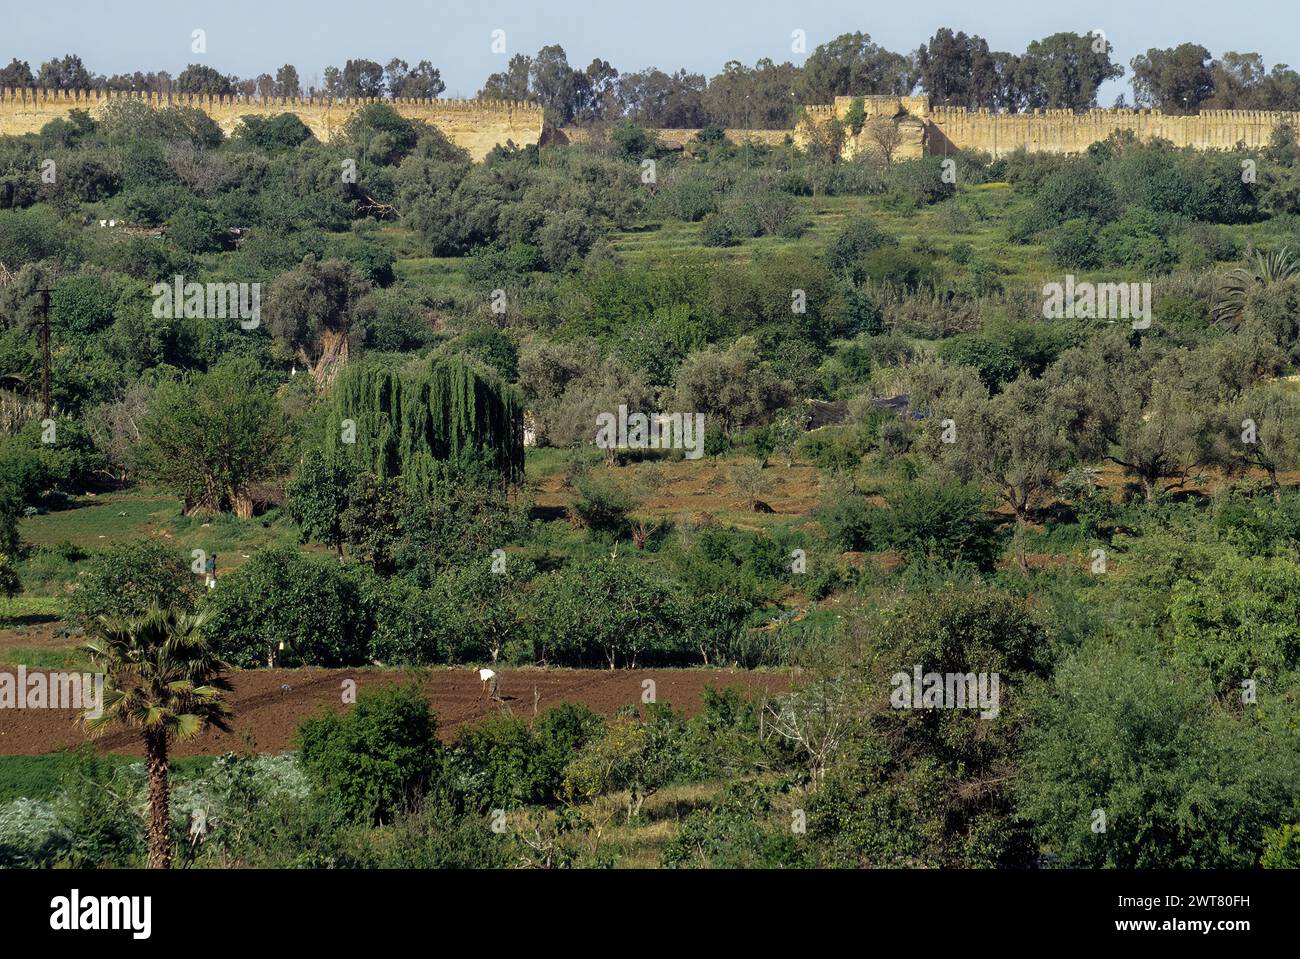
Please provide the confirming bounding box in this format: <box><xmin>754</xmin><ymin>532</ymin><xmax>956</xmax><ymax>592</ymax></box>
<box><xmin>15</xmin><ymin>491</ymin><xmax>300</xmax><ymax>594</ymax></box>
<box><xmin>0</xmin><ymin>753</ymin><xmax>216</xmax><ymax>803</ymax></box>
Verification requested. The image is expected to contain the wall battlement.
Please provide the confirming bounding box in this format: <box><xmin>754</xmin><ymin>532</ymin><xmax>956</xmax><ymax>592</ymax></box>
<box><xmin>925</xmin><ymin>101</ymin><xmax>1300</xmax><ymax>156</ymax></box>
<box><xmin>6</xmin><ymin>86</ymin><xmax>1294</xmax><ymax>164</ymax></box>
<box><xmin>0</xmin><ymin>87</ymin><xmax>543</xmax><ymax>160</ymax></box>
<box><xmin>800</xmin><ymin>94</ymin><xmax>1300</xmax><ymax>160</ymax></box>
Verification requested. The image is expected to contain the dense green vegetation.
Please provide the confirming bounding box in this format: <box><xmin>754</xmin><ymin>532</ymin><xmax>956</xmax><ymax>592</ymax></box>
<box><xmin>2</xmin><ymin>30</ymin><xmax>1300</xmax><ymax>870</ymax></box>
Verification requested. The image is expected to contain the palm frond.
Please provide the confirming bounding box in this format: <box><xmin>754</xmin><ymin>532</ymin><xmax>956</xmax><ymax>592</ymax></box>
<box><xmin>78</xmin><ymin>606</ymin><xmax>231</xmax><ymax>744</ymax></box>
<box><xmin>1211</xmin><ymin>246</ymin><xmax>1299</xmax><ymax>330</ymax></box>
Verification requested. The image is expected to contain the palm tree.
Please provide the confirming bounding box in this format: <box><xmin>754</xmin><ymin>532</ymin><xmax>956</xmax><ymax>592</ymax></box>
<box><xmin>1211</xmin><ymin>246</ymin><xmax>1300</xmax><ymax>330</ymax></box>
<box><xmin>81</xmin><ymin>608</ymin><xmax>231</xmax><ymax>868</ymax></box>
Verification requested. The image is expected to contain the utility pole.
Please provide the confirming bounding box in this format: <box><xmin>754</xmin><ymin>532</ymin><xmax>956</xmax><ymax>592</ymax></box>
<box><xmin>35</xmin><ymin>288</ymin><xmax>52</xmax><ymax>418</ymax></box>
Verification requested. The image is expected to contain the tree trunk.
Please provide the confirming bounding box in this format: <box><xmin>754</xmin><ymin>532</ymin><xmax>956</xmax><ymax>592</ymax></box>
<box><xmin>1015</xmin><ymin>509</ymin><xmax>1028</xmax><ymax>574</ymax></box>
<box><xmin>1270</xmin><ymin>468</ymin><xmax>1282</xmax><ymax>504</ymax></box>
<box><xmin>144</xmin><ymin>727</ymin><xmax>172</xmax><ymax>869</ymax></box>
<box><xmin>1140</xmin><ymin>474</ymin><xmax>1155</xmax><ymax>502</ymax></box>
<box><xmin>232</xmin><ymin>490</ymin><xmax>254</xmax><ymax>520</ymax></box>
<box><xmin>311</xmin><ymin>328</ymin><xmax>350</xmax><ymax>389</ymax></box>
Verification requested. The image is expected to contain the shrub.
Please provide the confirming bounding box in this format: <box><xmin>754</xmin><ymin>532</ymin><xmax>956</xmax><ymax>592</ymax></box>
<box><xmin>1262</xmin><ymin>823</ymin><xmax>1300</xmax><ymax>868</ymax></box>
<box><xmin>167</xmin><ymin>204</ymin><xmax>225</xmax><ymax>254</ymax></box>
<box><xmin>323</xmin><ymin>234</ymin><xmax>396</xmax><ymax>286</ymax></box>
<box><xmin>817</xmin><ymin>492</ymin><xmax>889</xmax><ymax>551</ymax></box>
<box><xmin>66</xmin><ymin>539</ymin><xmax>193</xmax><ymax>629</ymax></box>
<box><xmin>811</xmin><ymin>587</ymin><xmax>1049</xmax><ymax>867</ymax></box>
<box><xmin>560</xmin><ymin>704</ymin><xmax>689</xmax><ymax>820</ymax></box>
<box><xmin>1096</xmin><ymin>208</ymin><xmax>1177</xmax><ymax>272</ymax></box>
<box><xmin>700</xmin><ymin>212</ymin><xmax>738</xmax><ymax>247</ymax></box>
<box><xmin>1176</xmin><ymin>222</ymin><xmax>1238</xmax><ymax>269</ymax></box>
<box><xmin>201</xmin><ymin>546</ymin><xmax>371</xmax><ymax>667</ymax></box>
<box><xmin>237</xmin><ymin>113</ymin><xmax>314</xmax><ymax>151</ymax></box>
<box><xmin>886</xmin><ymin>480</ymin><xmax>1000</xmax><ymax>571</ymax></box>
<box><xmin>451</xmin><ymin>716</ymin><xmax>550</xmax><ymax>812</ymax></box>
<box><xmin>1032</xmin><ymin>160</ymin><xmax>1117</xmax><ymax>226</ymax></box>
<box><xmin>1018</xmin><ymin>639</ymin><xmax>1299</xmax><ymax>867</ymax></box>
<box><xmin>51</xmin><ymin>275</ymin><xmax>115</xmax><ymax>335</ymax></box>
<box><xmin>533</xmin><ymin>703</ymin><xmax>605</xmax><ymax>793</ymax></box>
<box><xmin>54</xmin><ymin>751</ymin><xmax>144</xmax><ymax>868</ymax></box>
<box><xmin>654</xmin><ymin>170</ymin><xmax>716</xmax><ymax>221</ymax></box>
<box><xmin>663</xmin><ymin>781</ymin><xmax>810</xmax><ymax>867</ymax></box>
<box><xmin>297</xmin><ymin>684</ymin><xmax>441</xmax><ymax>826</ymax></box>
<box><xmin>825</xmin><ymin>217</ymin><xmax>896</xmax><ymax>281</ymax></box>
<box><xmin>355</xmin><ymin>288</ymin><xmax>432</xmax><ymax>352</ymax></box>
<box><xmin>885</xmin><ymin>158</ymin><xmax>956</xmax><ymax>209</ymax></box>
<box><xmin>1168</xmin><ymin>555</ymin><xmax>1300</xmax><ymax>696</ymax></box>
<box><xmin>570</xmin><ymin>477</ymin><xmax>634</xmax><ymax>535</ymax></box>
<box><xmin>451</xmin><ymin>704</ymin><xmax>603</xmax><ymax>812</ymax></box>
<box><xmin>0</xmin><ymin>205</ymin><xmax>77</xmax><ymax>266</ymax></box>
<box><xmin>1045</xmin><ymin>218</ymin><xmax>1101</xmax><ymax>268</ymax></box>
<box><xmin>861</xmin><ymin>246</ymin><xmax>940</xmax><ymax>291</ymax></box>
<box><xmin>798</xmin><ymin>428</ymin><xmax>862</xmax><ymax>473</ymax></box>
<box><xmin>529</xmin><ymin>561</ymin><xmax>692</xmax><ymax>667</ymax></box>
<box><xmin>938</xmin><ymin>335</ymin><xmax>1020</xmax><ymax>390</ymax></box>
<box><xmin>538</xmin><ymin>209</ymin><xmax>596</xmax><ymax>270</ymax></box>
<box><xmin>610</xmin><ymin>121</ymin><xmax>656</xmax><ymax>161</ymax></box>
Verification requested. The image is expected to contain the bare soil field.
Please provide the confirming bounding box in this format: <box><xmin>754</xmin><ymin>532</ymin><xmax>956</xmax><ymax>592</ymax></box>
<box><xmin>0</xmin><ymin>667</ymin><xmax>790</xmax><ymax>756</ymax></box>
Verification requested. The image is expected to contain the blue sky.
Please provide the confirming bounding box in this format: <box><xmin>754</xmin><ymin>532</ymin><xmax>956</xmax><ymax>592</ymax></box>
<box><xmin>5</xmin><ymin>0</ymin><xmax>1297</xmax><ymax>103</ymax></box>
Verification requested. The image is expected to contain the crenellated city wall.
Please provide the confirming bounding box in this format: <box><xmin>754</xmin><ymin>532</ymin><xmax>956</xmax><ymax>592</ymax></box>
<box><xmin>0</xmin><ymin>87</ymin><xmax>543</xmax><ymax>161</ymax></box>
<box><xmin>803</xmin><ymin>94</ymin><xmax>1300</xmax><ymax>161</ymax></box>
<box><xmin>5</xmin><ymin>88</ymin><xmax>1295</xmax><ymax>164</ymax></box>
<box><xmin>925</xmin><ymin>104</ymin><xmax>1298</xmax><ymax>157</ymax></box>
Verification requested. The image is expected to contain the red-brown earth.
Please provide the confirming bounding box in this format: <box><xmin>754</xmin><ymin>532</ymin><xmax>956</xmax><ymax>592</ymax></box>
<box><xmin>0</xmin><ymin>666</ymin><xmax>791</xmax><ymax>755</ymax></box>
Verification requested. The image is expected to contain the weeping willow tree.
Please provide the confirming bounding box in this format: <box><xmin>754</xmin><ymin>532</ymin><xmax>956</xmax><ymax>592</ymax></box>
<box><xmin>322</xmin><ymin>356</ymin><xmax>524</xmax><ymax>485</ymax></box>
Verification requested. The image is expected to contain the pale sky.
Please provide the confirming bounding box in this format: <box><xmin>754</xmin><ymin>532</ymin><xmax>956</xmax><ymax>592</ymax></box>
<box><xmin>5</xmin><ymin>0</ymin><xmax>1297</xmax><ymax>103</ymax></box>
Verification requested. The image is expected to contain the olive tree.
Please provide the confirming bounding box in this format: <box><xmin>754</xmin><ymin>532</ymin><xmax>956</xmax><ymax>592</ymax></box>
<box><xmin>264</xmin><ymin>256</ymin><xmax>370</xmax><ymax>387</ymax></box>
<box><xmin>671</xmin><ymin>336</ymin><xmax>792</xmax><ymax>435</ymax></box>
<box><xmin>1227</xmin><ymin>382</ymin><xmax>1300</xmax><ymax>502</ymax></box>
<box><xmin>1046</xmin><ymin>338</ymin><xmax>1210</xmax><ymax>502</ymax></box>
<box><xmin>939</xmin><ymin>374</ymin><xmax>1074</xmax><ymax>572</ymax></box>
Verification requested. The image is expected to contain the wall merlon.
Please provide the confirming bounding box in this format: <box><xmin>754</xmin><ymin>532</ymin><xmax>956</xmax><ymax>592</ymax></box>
<box><xmin>6</xmin><ymin>85</ymin><xmax>1295</xmax><ymax>163</ymax></box>
<box><xmin>0</xmin><ymin>87</ymin><xmax>544</xmax><ymax>160</ymax></box>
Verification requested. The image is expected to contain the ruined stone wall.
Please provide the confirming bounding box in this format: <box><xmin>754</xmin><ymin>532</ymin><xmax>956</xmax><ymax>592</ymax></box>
<box><xmin>0</xmin><ymin>88</ymin><xmax>543</xmax><ymax>161</ymax></box>
<box><xmin>831</xmin><ymin>95</ymin><xmax>933</xmax><ymax>120</ymax></box>
<box><xmin>793</xmin><ymin>98</ymin><xmax>928</xmax><ymax>161</ymax></box>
